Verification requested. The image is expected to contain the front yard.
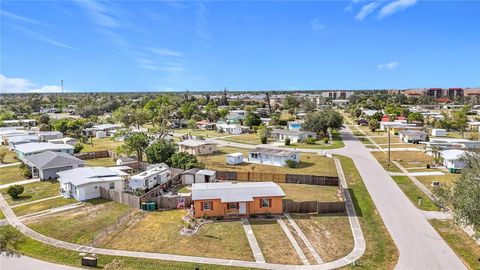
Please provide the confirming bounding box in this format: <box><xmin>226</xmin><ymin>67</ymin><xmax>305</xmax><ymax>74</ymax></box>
<box><xmin>102</xmin><ymin>209</ymin><xmax>254</xmax><ymax>261</ymax></box>
<box><xmin>12</xmin><ymin>197</ymin><xmax>77</xmax><ymax>216</ymax></box>
<box><xmin>219</xmin><ymin>133</ymin><xmax>271</xmax><ymax>145</ymax></box>
<box><xmin>26</xmin><ymin>198</ymin><xmax>132</xmax><ymax>245</ymax></box>
<box><xmin>285</xmin><ymin>130</ymin><xmax>344</xmax><ymax>150</ymax></box>
<box><xmin>391</xmin><ymin>176</ymin><xmax>439</xmax><ymax>211</ymax></box>
<box><xmin>416</xmin><ymin>174</ymin><xmax>461</xmax><ymax>192</ymax></box>
<box><xmin>250</xmin><ymin>219</ymin><xmax>302</xmax><ymax>264</ymax></box>
<box><xmin>0</xmin><ymin>164</ymin><xmax>25</xmax><ymax>185</ymax></box>
<box><xmin>291</xmin><ymin>214</ymin><xmax>354</xmax><ymax>262</ymax></box>
<box><xmin>1</xmin><ymin>180</ymin><xmax>60</xmax><ymax>206</ymax></box>
<box><xmin>201</xmin><ymin>147</ymin><xmax>338</xmax><ymax>177</ymax></box>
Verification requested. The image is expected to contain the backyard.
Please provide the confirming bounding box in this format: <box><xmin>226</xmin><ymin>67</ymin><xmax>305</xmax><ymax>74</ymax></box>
<box><xmin>81</xmin><ymin>137</ymin><xmax>124</xmax><ymax>152</ymax></box>
<box><xmin>102</xmin><ymin>209</ymin><xmax>254</xmax><ymax>261</ymax></box>
<box><xmin>278</xmin><ymin>183</ymin><xmax>341</xmax><ymax>202</ymax></box>
<box><xmin>85</xmin><ymin>157</ymin><xmax>117</xmax><ymax>167</ymax></box>
<box><xmin>200</xmin><ymin>147</ymin><xmax>338</xmax><ymax>177</ymax></box>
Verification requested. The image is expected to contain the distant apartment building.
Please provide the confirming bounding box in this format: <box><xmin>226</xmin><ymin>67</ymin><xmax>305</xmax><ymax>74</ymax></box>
<box><xmin>321</xmin><ymin>91</ymin><xmax>354</xmax><ymax>100</ymax></box>
<box><xmin>403</xmin><ymin>88</ymin><xmax>477</xmax><ymax>99</ymax></box>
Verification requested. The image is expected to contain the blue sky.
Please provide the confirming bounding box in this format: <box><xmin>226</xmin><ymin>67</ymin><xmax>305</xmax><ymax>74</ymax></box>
<box><xmin>1</xmin><ymin>0</ymin><xmax>479</xmax><ymax>93</ymax></box>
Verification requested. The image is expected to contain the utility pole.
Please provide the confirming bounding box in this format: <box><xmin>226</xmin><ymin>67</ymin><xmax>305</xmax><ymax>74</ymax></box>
<box><xmin>388</xmin><ymin>126</ymin><xmax>391</xmax><ymax>164</ymax></box>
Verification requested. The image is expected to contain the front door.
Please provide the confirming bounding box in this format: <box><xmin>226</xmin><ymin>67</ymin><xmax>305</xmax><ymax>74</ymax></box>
<box><xmin>239</xmin><ymin>202</ymin><xmax>246</xmax><ymax>214</ymax></box>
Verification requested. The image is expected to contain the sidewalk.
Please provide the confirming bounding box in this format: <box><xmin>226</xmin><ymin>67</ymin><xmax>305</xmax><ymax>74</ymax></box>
<box><xmin>0</xmin><ymin>178</ymin><xmax>40</xmax><ymax>190</ymax></box>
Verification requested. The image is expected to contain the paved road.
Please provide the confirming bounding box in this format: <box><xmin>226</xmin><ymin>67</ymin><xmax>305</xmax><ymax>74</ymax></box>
<box><xmin>330</xmin><ymin>127</ymin><xmax>466</xmax><ymax>270</ymax></box>
<box><xmin>0</xmin><ymin>254</ymin><xmax>83</xmax><ymax>270</ymax></box>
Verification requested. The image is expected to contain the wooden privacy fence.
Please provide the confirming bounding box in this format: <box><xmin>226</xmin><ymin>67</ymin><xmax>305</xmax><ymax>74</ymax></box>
<box><xmin>215</xmin><ymin>171</ymin><xmax>339</xmax><ymax>186</ymax></box>
<box><xmin>75</xmin><ymin>150</ymin><xmax>113</xmax><ymax>160</ymax></box>
<box><xmin>100</xmin><ymin>187</ymin><xmax>140</xmax><ymax>209</ymax></box>
<box><xmin>283</xmin><ymin>199</ymin><xmax>346</xmax><ymax>214</ymax></box>
<box><xmin>146</xmin><ymin>195</ymin><xmax>192</xmax><ymax>210</ymax></box>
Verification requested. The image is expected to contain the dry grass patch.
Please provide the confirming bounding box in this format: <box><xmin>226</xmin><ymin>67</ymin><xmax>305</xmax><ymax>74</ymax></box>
<box><xmin>250</xmin><ymin>219</ymin><xmax>302</xmax><ymax>264</ymax></box>
<box><xmin>279</xmin><ymin>183</ymin><xmax>341</xmax><ymax>202</ymax></box>
<box><xmin>371</xmin><ymin>151</ymin><xmax>433</xmax><ymax>171</ymax></box>
<box><xmin>201</xmin><ymin>147</ymin><xmax>337</xmax><ymax>177</ymax></box>
<box><xmin>219</xmin><ymin>133</ymin><xmax>271</xmax><ymax>145</ymax></box>
<box><xmin>103</xmin><ymin>210</ymin><xmax>254</xmax><ymax>261</ymax></box>
<box><xmin>81</xmin><ymin>138</ymin><xmax>123</xmax><ymax>152</ymax></box>
<box><xmin>85</xmin><ymin>157</ymin><xmax>117</xmax><ymax>167</ymax></box>
<box><xmin>27</xmin><ymin>198</ymin><xmax>132</xmax><ymax>245</ymax></box>
<box><xmin>416</xmin><ymin>174</ymin><xmax>461</xmax><ymax>192</ymax></box>
<box><xmin>291</xmin><ymin>214</ymin><xmax>354</xmax><ymax>262</ymax></box>
<box><xmin>0</xmin><ymin>146</ymin><xmax>18</xmax><ymax>164</ymax></box>
<box><xmin>0</xmin><ymin>164</ymin><xmax>25</xmax><ymax>185</ymax></box>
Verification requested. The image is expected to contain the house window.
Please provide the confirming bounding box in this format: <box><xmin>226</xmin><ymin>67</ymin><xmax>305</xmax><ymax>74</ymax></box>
<box><xmin>202</xmin><ymin>201</ymin><xmax>213</xmax><ymax>211</ymax></box>
<box><xmin>109</xmin><ymin>182</ymin><xmax>115</xmax><ymax>189</ymax></box>
<box><xmin>227</xmin><ymin>202</ymin><xmax>237</xmax><ymax>209</ymax></box>
<box><xmin>260</xmin><ymin>198</ymin><xmax>271</xmax><ymax>208</ymax></box>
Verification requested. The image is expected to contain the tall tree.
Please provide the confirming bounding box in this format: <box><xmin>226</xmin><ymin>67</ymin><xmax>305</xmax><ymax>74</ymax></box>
<box><xmin>144</xmin><ymin>96</ymin><xmax>175</xmax><ymax>139</ymax></box>
<box><xmin>283</xmin><ymin>95</ymin><xmax>300</xmax><ymax>111</ymax></box>
<box><xmin>302</xmin><ymin>109</ymin><xmax>343</xmax><ymax>136</ymax></box>
<box><xmin>117</xmin><ymin>132</ymin><xmax>150</xmax><ymax>162</ymax></box>
<box><xmin>145</xmin><ymin>140</ymin><xmax>177</xmax><ymax>164</ymax></box>
<box><xmin>243</xmin><ymin>112</ymin><xmax>262</xmax><ymax>128</ymax></box>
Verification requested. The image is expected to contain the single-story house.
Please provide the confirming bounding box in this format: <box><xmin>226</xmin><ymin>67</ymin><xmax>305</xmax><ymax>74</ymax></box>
<box><xmin>192</xmin><ymin>181</ymin><xmax>286</xmax><ymax>218</ymax></box>
<box><xmin>82</xmin><ymin>124</ymin><xmax>122</xmax><ymax>137</ymax></box>
<box><xmin>2</xmin><ymin>119</ymin><xmax>36</xmax><ymax>127</ymax></box>
<box><xmin>216</xmin><ymin>123</ymin><xmax>243</xmax><ymax>135</ymax></box>
<box><xmin>25</xmin><ymin>151</ymin><xmax>85</xmax><ymax>180</ymax></box>
<box><xmin>15</xmin><ymin>142</ymin><xmax>75</xmax><ymax>161</ymax></box>
<box><xmin>195</xmin><ymin>120</ymin><xmax>216</xmax><ymax>130</ymax></box>
<box><xmin>177</xmin><ymin>139</ymin><xmax>218</xmax><ymax>156</ymax></box>
<box><xmin>37</xmin><ymin>131</ymin><xmax>63</xmax><ymax>142</ymax></box>
<box><xmin>431</xmin><ymin>129</ymin><xmax>447</xmax><ymax>137</ymax></box>
<box><xmin>363</xmin><ymin>110</ymin><xmax>380</xmax><ymax>117</ymax></box>
<box><xmin>58</xmin><ymin>167</ymin><xmax>128</xmax><ymax>201</ymax></box>
<box><xmin>270</xmin><ymin>129</ymin><xmax>316</xmax><ymax>143</ymax></box>
<box><xmin>8</xmin><ymin>135</ymin><xmax>39</xmax><ymax>149</ymax></box>
<box><xmin>48</xmin><ymin>137</ymin><xmax>78</xmax><ymax>146</ymax></box>
<box><xmin>0</xmin><ymin>130</ymin><xmax>33</xmax><ymax>145</ymax></box>
<box><xmin>128</xmin><ymin>165</ymin><xmax>171</xmax><ymax>190</ymax></box>
<box><xmin>287</xmin><ymin>121</ymin><xmax>302</xmax><ymax>131</ymax></box>
<box><xmin>248</xmin><ymin>147</ymin><xmax>300</xmax><ymax>167</ymax></box>
<box><xmin>398</xmin><ymin>130</ymin><xmax>427</xmax><ymax>143</ymax></box>
<box><xmin>440</xmin><ymin>149</ymin><xmax>467</xmax><ymax>173</ymax></box>
<box><xmin>422</xmin><ymin>138</ymin><xmax>480</xmax><ymax>155</ymax></box>
<box><xmin>195</xmin><ymin>169</ymin><xmax>216</xmax><ymax>183</ymax></box>
<box><xmin>181</xmin><ymin>168</ymin><xmax>201</xmax><ymax>185</ymax></box>
<box><xmin>226</xmin><ymin>152</ymin><xmax>243</xmax><ymax>165</ymax></box>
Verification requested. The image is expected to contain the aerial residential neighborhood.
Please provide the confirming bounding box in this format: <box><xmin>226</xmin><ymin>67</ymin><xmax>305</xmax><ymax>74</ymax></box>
<box><xmin>0</xmin><ymin>1</ymin><xmax>479</xmax><ymax>270</ymax></box>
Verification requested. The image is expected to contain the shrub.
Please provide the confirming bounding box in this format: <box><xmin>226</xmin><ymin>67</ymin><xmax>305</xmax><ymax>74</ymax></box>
<box><xmin>260</xmin><ymin>136</ymin><xmax>267</xmax><ymax>144</ymax></box>
<box><xmin>250</xmin><ymin>213</ymin><xmax>257</xmax><ymax>218</ymax></box>
<box><xmin>323</xmin><ymin>137</ymin><xmax>329</xmax><ymax>144</ymax></box>
<box><xmin>7</xmin><ymin>185</ymin><xmax>24</xmax><ymax>199</ymax></box>
<box><xmin>19</xmin><ymin>163</ymin><xmax>31</xmax><ymax>178</ymax></box>
<box><xmin>73</xmin><ymin>143</ymin><xmax>84</xmax><ymax>153</ymax></box>
<box><xmin>285</xmin><ymin>160</ymin><xmax>298</xmax><ymax>168</ymax></box>
<box><xmin>284</xmin><ymin>138</ymin><xmax>290</xmax><ymax>145</ymax></box>
<box><xmin>305</xmin><ymin>137</ymin><xmax>316</xmax><ymax>144</ymax></box>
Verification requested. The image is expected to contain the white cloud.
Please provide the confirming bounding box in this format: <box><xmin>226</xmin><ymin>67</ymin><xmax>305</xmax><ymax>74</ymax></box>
<box><xmin>75</xmin><ymin>0</ymin><xmax>119</xmax><ymax>28</ymax></box>
<box><xmin>151</xmin><ymin>48</ymin><xmax>184</xmax><ymax>58</ymax></box>
<box><xmin>310</xmin><ymin>18</ymin><xmax>326</xmax><ymax>31</ymax></box>
<box><xmin>0</xmin><ymin>10</ymin><xmax>49</xmax><ymax>27</ymax></box>
<box><xmin>377</xmin><ymin>62</ymin><xmax>399</xmax><ymax>70</ymax></box>
<box><xmin>0</xmin><ymin>74</ymin><xmax>67</xmax><ymax>93</ymax></box>
<box><xmin>355</xmin><ymin>2</ymin><xmax>380</xmax><ymax>21</ymax></box>
<box><xmin>196</xmin><ymin>3</ymin><xmax>213</xmax><ymax>43</ymax></box>
<box><xmin>379</xmin><ymin>0</ymin><xmax>417</xmax><ymax>18</ymax></box>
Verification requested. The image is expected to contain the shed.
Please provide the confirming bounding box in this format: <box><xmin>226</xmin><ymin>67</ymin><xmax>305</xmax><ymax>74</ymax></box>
<box><xmin>96</xmin><ymin>131</ymin><xmax>107</xmax><ymax>138</ymax></box>
<box><xmin>431</xmin><ymin>129</ymin><xmax>447</xmax><ymax>137</ymax></box>
<box><xmin>181</xmin><ymin>168</ymin><xmax>200</xmax><ymax>185</ymax></box>
<box><xmin>226</xmin><ymin>152</ymin><xmax>243</xmax><ymax>165</ymax></box>
<box><xmin>195</xmin><ymin>169</ymin><xmax>216</xmax><ymax>183</ymax></box>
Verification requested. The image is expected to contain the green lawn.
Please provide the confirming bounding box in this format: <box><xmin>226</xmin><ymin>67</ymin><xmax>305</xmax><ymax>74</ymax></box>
<box><xmin>285</xmin><ymin>130</ymin><xmax>345</xmax><ymax>150</ymax></box>
<box><xmin>81</xmin><ymin>137</ymin><xmax>123</xmax><ymax>152</ymax></box>
<box><xmin>12</xmin><ymin>197</ymin><xmax>77</xmax><ymax>216</ymax></box>
<box><xmin>103</xmin><ymin>209</ymin><xmax>254</xmax><ymax>261</ymax></box>
<box><xmin>26</xmin><ymin>198</ymin><xmax>131</xmax><ymax>245</ymax></box>
<box><xmin>174</xmin><ymin>128</ymin><xmax>230</xmax><ymax>138</ymax></box>
<box><xmin>8</xmin><ymin>225</ymin><xmax>250</xmax><ymax>270</ymax></box>
<box><xmin>278</xmin><ymin>183</ymin><xmax>340</xmax><ymax>202</ymax></box>
<box><xmin>2</xmin><ymin>180</ymin><xmax>60</xmax><ymax>206</ymax></box>
<box><xmin>335</xmin><ymin>155</ymin><xmax>398</xmax><ymax>269</ymax></box>
<box><xmin>219</xmin><ymin>133</ymin><xmax>271</xmax><ymax>145</ymax></box>
<box><xmin>85</xmin><ymin>157</ymin><xmax>117</xmax><ymax>167</ymax></box>
<box><xmin>391</xmin><ymin>176</ymin><xmax>440</xmax><ymax>211</ymax></box>
<box><xmin>430</xmin><ymin>219</ymin><xmax>480</xmax><ymax>270</ymax></box>
<box><xmin>201</xmin><ymin>146</ymin><xmax>338</xmax><ymax>176</ymax></box>
<box><xmin>250</xmin><ymin>219</ymin><xmax>302</xmax><ymax>264</ymax></box>
<box><xmin>291</xmin><ymin>214</ymin><xmax>354</xmax><ymax>262</ymax></box>
<box><xmin>416</xmin><ymin>174</ymin><xmax>461</xmax><ymax>193</ymax></box>
<box><xmin>0</xmin><ymin>164</ymin><xmax>25</xmax><ymax>185</ymax></box>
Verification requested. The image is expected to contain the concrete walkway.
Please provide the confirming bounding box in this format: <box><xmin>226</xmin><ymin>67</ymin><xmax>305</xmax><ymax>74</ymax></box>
<box><xmin>284</xmin><ymin>214</ymin><xmax>324</xmax><ymax>264</ymax></box>
<box><xmin>276</xmin><ymin>217</ymin><xmax>310</xmax><ymax>265</ymax></box>
<box><xmin>241</xmin><ymin>218</ymin><xmax>265</xmax><ymax>263</ymax></box>
<box><xmin>0</xmin><ymin>162</ymin><xmax>21</xmax><ymax>168</ymax></box>
<box><xmin>0</xmin><ymin>178</ymin><xmax>40</xmax><ymax>190</ymax></box>
<box><xmin>11</xmin><ymin>195</ymin><xmax>62</xmax><ymax>208</ymax></box>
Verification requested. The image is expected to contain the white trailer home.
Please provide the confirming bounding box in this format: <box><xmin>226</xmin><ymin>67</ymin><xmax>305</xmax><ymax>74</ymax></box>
<box><xmin>226</xmin><ymin>152</ymin><xmax>243</xmax><ymax>165</ymax></box>
<box><xmin>128</xmin><ymin>165</ymin><xmax>171</xmax><ymax>190</ymax></box>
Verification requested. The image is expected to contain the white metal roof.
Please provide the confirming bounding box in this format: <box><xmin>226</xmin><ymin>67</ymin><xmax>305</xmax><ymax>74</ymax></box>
<box><xmin>15</xmin><ymin>142</ymin><xmax>74</xmax><ymax>154</ymax></box>
<box><xmin>226</xmin><ymin>152</ymin><xmax>243</xmax><ymax>157</ymax></box>
<box><xmin>57</xmin><ymin>167</ymin><xmax>127</xmax><ymax>186</ymax></box>
<box><xmin>196</xmin><ymin>169</ymin><xmax>216</xmax><ymax>176</ymax></box>
<box><xmin>177</xmin><ymin>139</ymin><xmax>217</xmax><ymax>147</ymax></box>
<box><xmin>192</xmin><ymin>181</ymin><xmax>286</xmax><ymax>203</ymax></box>
<box><xmin>440</xmin><ymin>150</ymin><xmax>466</xmax><ymax>160</ymax></box>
